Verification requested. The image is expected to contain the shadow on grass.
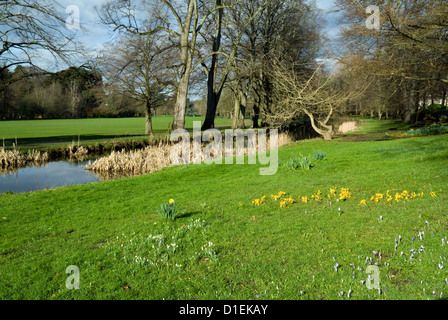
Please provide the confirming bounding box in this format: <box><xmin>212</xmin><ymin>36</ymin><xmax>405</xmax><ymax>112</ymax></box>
<box><xmin>335</xmin><ymin>120</ymin><xmax>411</xmax><ymax>142</ymax></box>
<box><xmin>3</xmin><ymin>126</ymin><xmax>235</xmax><ymax>148</ymax></box>
<box><xmin>176</xmin><ymin>211</ymin><xmax>202</xmax><ymax>220</ymax></box>
<box><xmin>2</xmin><ymin>133</ymin><xmax>162</xmax><ymax>147</ymax></box>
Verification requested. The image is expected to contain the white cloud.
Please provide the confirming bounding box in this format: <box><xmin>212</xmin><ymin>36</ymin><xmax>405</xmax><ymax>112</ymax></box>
<box><xmin>315</xmin><ymin>0</ymin><xmax>336</xmax><ymax>11</ymax></box>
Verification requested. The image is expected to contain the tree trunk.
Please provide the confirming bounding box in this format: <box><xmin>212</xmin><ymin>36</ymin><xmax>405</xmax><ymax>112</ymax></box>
<box><xmin>202</xmin><ymin>90</ymin><xmax>218</xmax><ymax>130</ymax></box>
<box><xmin>232</xmin><ymin>93</ymin><xmax>241</xmax><ymax>129</ymax></box>
<box><xmin>172</xmin><ymin>0</ymin><xmax>195</xmax><ymax>130</ymax></box>
<box><xmin>232</xmin><ymin>86</ymin><xmax>247</xmax><ymax>129</ymax></box>
<box><xmin>404</xmin><ymin>110</ymin><xmax>412</xmax><ymax>124</ymax></box>
<box><xmin>252</xmin><ymin>88</ymin><xmax>261</xmax><ymax>128</ymax></box>
<box><xmin>442</xmin><ymin>90</ymin><xmax>447</xmax><ymax>109</ymax></box>
<box><xmin>239</xmin><ymin>90</ymin><xmax>247</xmax><ymax>129</ymax></box>
<box><xmin>252</xmin><ymin>104</ymin><xmax>260</xmax><ymax>128</ymax></box>
<box><xmin>145</xmin><ymin>101</ymin><xmax>154</xmax><ymax>136</ymax></box>
<box><xmin>303</xmin><ymin>109</ymin><xmax>333</xmax><ymax>141</ymax></box>
<box><xmin>173</xmin><ymin>76</ymin><xmax>189</xmax><ymax>130</ymax></box>
<box><xmin>201</xmin><ymin>0</ymin><xmax>223</xmax><ymax>131</ymax></box>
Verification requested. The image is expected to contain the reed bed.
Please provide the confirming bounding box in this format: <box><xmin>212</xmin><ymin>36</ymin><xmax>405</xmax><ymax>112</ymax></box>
<box><xmin>86</xmin><ymin>132</ymin><xmax>293</xmax><ymax>177</ymax></box>
<box><xmin>0</xmin><ymin>147</ymin><xmax>49</xmax><ymax>170</ymax></box>
<box><xmin>85</xmin><ymin>142</ymin><xmax>172</xmax><ymax>175</ymax></box>
<box><xmin>68</xmin><ymin>143</ymin><xmax>89</xmax><ymax>161</ymax></box>
<box><xmin>277</xmin><ymin>132</ymin><xmax>293</xmax><ymax>148</ymax></box>
<box><xmin>0</xmin><ymin>131</ymin><xmax>292</xmax><ymax>177</ymax></box>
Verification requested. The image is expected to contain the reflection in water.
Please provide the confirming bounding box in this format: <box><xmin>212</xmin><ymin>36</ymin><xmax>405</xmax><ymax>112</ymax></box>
<box><xmin>0</xmin><ymin>160</ymin><xmax>127</xmax><ymax>194</ymax></box>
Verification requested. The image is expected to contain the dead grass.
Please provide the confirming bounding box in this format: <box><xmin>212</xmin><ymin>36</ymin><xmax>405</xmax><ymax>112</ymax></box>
<box><xmin>337</xmin><ymin>121</ymin><xmax>358</xmax><ymax>134</ymax></box>
<box><xmin>85</xmin><ymin>142</ymin><xmax>172</xmax><ymax>175</ymax></box>
<box><xmin>86</xmin><ymin>132</ymin><xmax>294</xmax><ymax>176</ymax></box>
<box><xmin>0</xmin><ymin>147</ymin><xmax>49</xmax><ymax>170</ymax></box>
<box><xmin>68</xmin><ymin>143</ymin><xmax>89</xmax><ymax>161</ymax></box>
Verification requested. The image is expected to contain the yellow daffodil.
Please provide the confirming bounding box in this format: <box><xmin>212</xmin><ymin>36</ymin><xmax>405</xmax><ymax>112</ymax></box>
<box><xmin>339</xmin><ymin>188</ymin><xmax>351</xmax><ymax>200</ymax></box>
<box><xmin>252</xmin><ymin>196</ymin><xmax>266</xmax><ymax>205</ymax></box>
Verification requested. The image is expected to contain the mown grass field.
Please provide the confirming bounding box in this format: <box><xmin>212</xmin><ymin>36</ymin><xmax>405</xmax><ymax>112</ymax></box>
<box><xmin>0</xmin><ymin>116</ymin><xmax>234</xmax><ymax>148</ymax></box>
<box><xmin>0</xmin><ymin>119</ymin><xmax>447</xmax><ymax>300</ymax></box>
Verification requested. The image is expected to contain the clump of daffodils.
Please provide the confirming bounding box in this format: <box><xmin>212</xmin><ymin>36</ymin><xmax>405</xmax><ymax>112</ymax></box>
<box><xmin>339</xmin><ymin>188</ymin><xmax>351</xmax><ymax>201</ymax></box>
<box><xmin>370</xmin><ymin>193</ymin><xmax>383</xmax><ymax>203</ymax></box>
<box><xmin>156</xmin><ymin>199</ymin><xmax>184</xmax><ymax>220</ymax></box>
<box><xmin>329</xmin><ymin>188</ymin><xmax>336</xmax><ymax>197</ymax></box>
<box><xmin>252</xmin><ymin>195</ymin><xmax>266</xmax><ymax>206</ymax></box>
<box><xmin>271</xmin><ymin>191</ymin><xmax>286</xmax><ymax>201</ymax></box>
<box><xmin>249</xmin><ymin>188</ymin><xmax>440</xmax><ymax>210</ymax></box>
<box><xmin>280</xmin><ymin>196</ymin><xmax>295</xmax><ymax>208</ymax></box>
<box><xmin>311</xmin><ymin>190</ymin><xmax>323</xmax><ymax>200</ymax></box>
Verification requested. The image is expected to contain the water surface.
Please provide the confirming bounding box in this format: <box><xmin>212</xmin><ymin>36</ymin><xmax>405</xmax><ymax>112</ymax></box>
<box><xmin>1</xmin><ymin>160</ymin><xmax>101</xmax><ymax>194</ymax></box>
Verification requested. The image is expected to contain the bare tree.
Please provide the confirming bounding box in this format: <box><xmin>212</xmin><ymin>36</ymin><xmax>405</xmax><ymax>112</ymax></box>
<box><xmin>99</xmin><ymin>0</ymin><xmax>224</xmax><ymax>130</ymax></box>
<box><xmin>269</xmin><ymin>59</ymin><xmax>364</xmax><ymax>140</ymax></box>
<box><xmin>225</xmin><ymin>0</ymin><xmax>323</xmax><ymax>129</ymax></box>
<box><xmin>29</xmin><ymin>81</ymin><xmax>69</xmax><ymax>118</ymax></box>
<box><xmin>67</xmin><ymin>79</ymin><xmax>82</xmax><ymax>118</ymax></box>
<box><xmin>100</xmin><ymin>35</ymin><xmax>172</xmax><ymax>135</ymax></box>
<box><xmin>198</xmin><ymin>0</ymin><xmax>266</xmax><ymax>130</ymax></box>
<box><xmin>99</xmin><ymin>0</ymin><xmax>256</xmax><ymax>130</ymax></box>
<box><xmin>335</xmin><ymin>0</ymin><xmax>448</xmax><ymax>121</ymax></box>
<box><xmin>0</xmin><ymin>0</ymin><xmax>82</xmax><ymax>91</ymax></box>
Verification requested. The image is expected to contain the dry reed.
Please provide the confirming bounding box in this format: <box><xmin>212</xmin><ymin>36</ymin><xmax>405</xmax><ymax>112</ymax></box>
<box><xmin>0</xmin><ymin>147</ymin><xmax>49</xmax><ymax>170</ymax></box>
<box><xmin>85</xmin><ymin>142</ymin><xmax>172</xmax><ymax>175</ymax></box>
<box><xmin>68</xmin><ymin>143</ymin><xmax>89</xmax><ymax>161</ymax></box>
<box><xmin>86</xmin><ymin>132</ymin><xmax>294</xmax><ymax>177</ymax></box>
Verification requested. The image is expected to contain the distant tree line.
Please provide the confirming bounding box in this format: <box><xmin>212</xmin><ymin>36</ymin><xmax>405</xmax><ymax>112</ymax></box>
<box><xmin>0</xmin><ymin>65</ymin><xmax>179</xmax><ymax>120</ymax></box>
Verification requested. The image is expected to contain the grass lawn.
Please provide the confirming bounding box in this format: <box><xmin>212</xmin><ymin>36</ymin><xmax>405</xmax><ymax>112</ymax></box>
<box><xmin>1</xmin><ymin>119</ymin><xmax>447</xmax><ymax>300</ymax></box>
<box><xmin>0</xmin><ymin>116</ymin><xmax>234</xmax><ymax>147</ymax></box>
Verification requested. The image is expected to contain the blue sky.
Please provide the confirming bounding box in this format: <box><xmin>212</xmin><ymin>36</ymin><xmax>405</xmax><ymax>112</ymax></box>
<box><xmin>316</xmin><ymin>0</ymin><xmax>341</xmax><ymax>41</ymax></box>
<box><xmin>58</xmin><ymin>0</ymin><xmax>341</xmax><ymax>53</ymax></box>
<box><xmin>31</xmin><ymin>0</ymin><xmax>342</xmax><ymax>70</ymax></box>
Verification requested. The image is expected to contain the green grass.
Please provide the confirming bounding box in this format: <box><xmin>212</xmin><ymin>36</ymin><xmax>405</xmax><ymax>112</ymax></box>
<box><xmin>0</xmin><ymin>116</ymin><xmax>233</xmax><ymax>147</ymax></box>
<box><xmin>336</xmin><ymin>118</ymin><xmax>415</xmax><ymax>142</ymax></box>
<box><xmin>1</xmin><ymin>119</ymin><xmax>448</xmax><ymax>300</ymax></box>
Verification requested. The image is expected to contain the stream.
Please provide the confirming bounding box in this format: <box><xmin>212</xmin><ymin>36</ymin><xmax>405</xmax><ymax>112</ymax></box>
<box><xmin>1</xmin><ymin>160</ymin><xmax>101</xmax><ymax>194</ymax></box>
